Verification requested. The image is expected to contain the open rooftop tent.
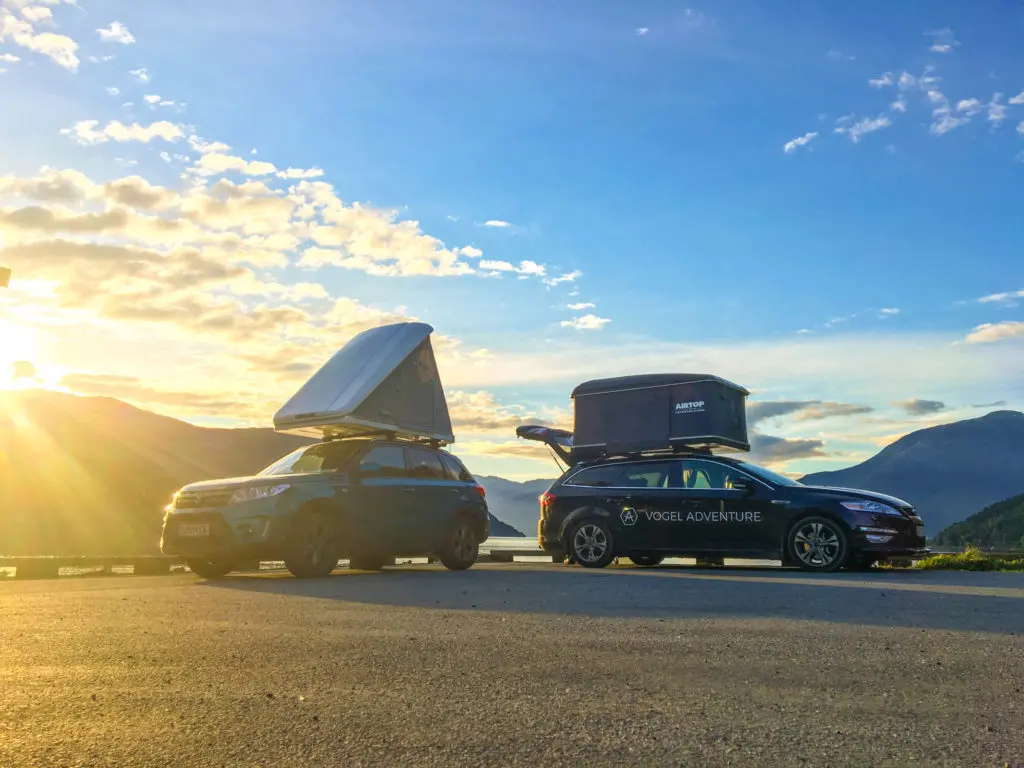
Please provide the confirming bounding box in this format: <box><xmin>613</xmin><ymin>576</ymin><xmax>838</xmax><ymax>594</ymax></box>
<box><xmin>273</xmin><ymin>321</ymin><xmax>454</xmax><ymax>444</ymax></box>
<box><xmin>517</xmin><ymin>373</ymin><xmax>750</xmax><ymax>465</ymax></box>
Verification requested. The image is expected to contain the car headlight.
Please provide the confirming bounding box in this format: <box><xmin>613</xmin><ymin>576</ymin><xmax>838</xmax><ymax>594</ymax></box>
<box><xmin>841</xmin><ymin>500</ymin><xmax>901</xmax><ymax>516</ymax></box>
<box><xmin>229</xmin><ymin>484</ymin><xmax>290</xmax><ymax>505</ymax></box>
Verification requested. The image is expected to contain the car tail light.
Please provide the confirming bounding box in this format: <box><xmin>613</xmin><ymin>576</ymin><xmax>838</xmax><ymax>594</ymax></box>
<box><xmin>474</xmin><ymin>484</ymin><xmax>486</xmax><ymax>498</ymax></box>
<box><xmin>539</xmin><ymin>490</ymin><xmax>555</xmax><ymax>516</ymax></box>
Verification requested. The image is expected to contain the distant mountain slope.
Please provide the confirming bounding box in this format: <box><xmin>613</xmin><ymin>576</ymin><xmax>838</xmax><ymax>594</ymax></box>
<box><xmin>800</xmin><ymin>411</ymin><xmax>1024</xmax><ymax>534</ymax></box>
<box><xmin>476</xmin><ymin>475</ymin><xmax>555</xmax><ymax>537</ymax></box>
<box><xmin>933</xmin><ymin>493</ymin><xmax>1024</xmax><ymax>550</ymax></box>
<box><xmin>0</xmin><ymin>390</ymin><xmax>522</xmax><ymax>555</ymax></box>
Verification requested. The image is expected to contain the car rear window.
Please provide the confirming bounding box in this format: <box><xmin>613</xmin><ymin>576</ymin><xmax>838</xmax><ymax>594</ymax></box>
<box><xmin>440</xmin><ymin>452</ymin><xmax>474</xmax><ymax>482</ymax></box>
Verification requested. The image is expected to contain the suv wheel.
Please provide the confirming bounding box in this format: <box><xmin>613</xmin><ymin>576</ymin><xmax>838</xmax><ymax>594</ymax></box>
<box><xmin>787</xmin><ymin>516</ymin><xmax>850</xmax><ymax>573</ymax></box>
<box><xmin>284</xmin><ymin>512</ymin><xmax>340</xmax><ymax>578</ymax></box>
<box><xmin>186</xmin><ymin>559</ymin><xmax>233</xmax><ymax>579</ymax></box>
<box><xmin>438</xmin><ymin>518</ymin><xmax>479</xmax><ymax>571</ymax></box>
<box><xmin>629</xmin><ymin>554</ymin><xmax>663</xmax><ymax>567</ymax></box>
<box><xmin>568</xmin><ymin>520</ymin><xmax>615</xmax><ymax>569</ymax></box>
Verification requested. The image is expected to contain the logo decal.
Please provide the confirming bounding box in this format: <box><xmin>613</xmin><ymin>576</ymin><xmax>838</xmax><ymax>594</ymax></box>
<box><xmin>674</xmin><ymin>400</ymin><xmax>706</xmax><ymax>414</ymax></box>
<box><xmin>620</xmin><ymin>507</ymin><xmax>638</xmax><ymax>526</ymax></box>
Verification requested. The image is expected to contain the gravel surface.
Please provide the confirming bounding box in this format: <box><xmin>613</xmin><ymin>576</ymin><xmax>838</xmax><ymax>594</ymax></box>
<box><xmin>1</xmin><ymin>563</ymin><xmax>1022</xmax><ymax>767</ymax></box>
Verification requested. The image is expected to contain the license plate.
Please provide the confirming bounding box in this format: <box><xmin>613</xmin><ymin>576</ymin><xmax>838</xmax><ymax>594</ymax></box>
<box><xmin>178</xmin><ymin>523</ymin><xmax>210</xmax><ymax>537</ymax></box>
<box><xmin>915</xmin><ymin>524</ymin><xmax>925</xmax><ymax>538</ymax></box>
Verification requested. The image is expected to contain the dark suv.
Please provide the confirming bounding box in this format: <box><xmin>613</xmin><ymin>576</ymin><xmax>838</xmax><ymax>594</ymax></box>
<box><xmin>161</xmin><ymin>438</ymin><xmax>489</xmax><ymax>578</ymax></box>
<box><xmin>538</xmin><ymin>454</ymin><xmax>928</xmax><ymax>572</ymax></box>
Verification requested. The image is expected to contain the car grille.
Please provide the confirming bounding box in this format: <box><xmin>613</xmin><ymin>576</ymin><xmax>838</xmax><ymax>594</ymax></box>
<box><xmin>175</xmin><ymin>490</ymin><xmax>233</xmax><ymax>509</ymax></box>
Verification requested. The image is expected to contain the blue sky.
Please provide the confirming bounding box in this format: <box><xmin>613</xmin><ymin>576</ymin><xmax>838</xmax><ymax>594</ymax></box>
<box><xmin>1</xmin><ymin>0</ymin><xmax>1022</xmax><ymax>479</ymax></box>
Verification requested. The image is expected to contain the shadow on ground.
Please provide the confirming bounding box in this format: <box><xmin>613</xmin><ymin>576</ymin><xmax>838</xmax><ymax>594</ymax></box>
<box><xmin>199</xmin><ymin>563</ymin><xmax>1024</xmax><ymax>635</ymax></box>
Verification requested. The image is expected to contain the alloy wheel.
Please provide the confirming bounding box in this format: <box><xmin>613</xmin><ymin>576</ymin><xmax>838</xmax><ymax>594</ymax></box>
<box><xmin>793</xmin><ymin>521</ymin><xmax>841</xmax><ymax>568</ymax></box>
<box><xmin>573</xmin><ymin>523</ymin><xmax>609</xmax><ymax>564</ymax></box>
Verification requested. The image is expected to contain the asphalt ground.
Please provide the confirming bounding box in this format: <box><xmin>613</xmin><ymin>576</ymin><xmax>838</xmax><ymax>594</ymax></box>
<box><xmin>1</xmin><ymin>563</ymin><xmax>1022</xmax><ymax>767</ymax></box>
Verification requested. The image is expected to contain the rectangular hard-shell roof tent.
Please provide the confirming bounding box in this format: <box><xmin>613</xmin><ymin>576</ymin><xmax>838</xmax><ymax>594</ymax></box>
<box><xmin>570</xmin><ymin>374</ymin><xmax>750</xmax><ymax>461</ymax></box>
<box><xmin>273</xmin><ymin>321</ymin><xmax>454</xmax><ymax>444</ymax></box>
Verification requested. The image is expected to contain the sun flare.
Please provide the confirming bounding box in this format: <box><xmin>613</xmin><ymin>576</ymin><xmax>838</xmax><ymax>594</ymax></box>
<box><xmin>0</xmin><ymin>315</ymin><xmax>41</xmax><ymax>390</ymax></box>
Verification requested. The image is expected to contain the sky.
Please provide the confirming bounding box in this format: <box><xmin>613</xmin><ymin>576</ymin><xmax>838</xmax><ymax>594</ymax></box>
<box><xmin>0</xmin><ymin>0</ymin><xmax>1022</xmax><ymax>480</ymax></box>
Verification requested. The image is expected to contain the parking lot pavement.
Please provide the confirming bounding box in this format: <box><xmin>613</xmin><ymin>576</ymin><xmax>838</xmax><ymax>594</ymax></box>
<box><xmin>1</xmin><ymin>563</ymin><xmax>1022</xmax><ymax>767</ymax></box>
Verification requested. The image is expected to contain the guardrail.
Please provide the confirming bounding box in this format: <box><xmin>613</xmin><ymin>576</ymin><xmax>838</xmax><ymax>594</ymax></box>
<box><xmin>3</xmin><ymin>542</ymin><xmax>1021</xmax><ymax>580</ymax></box>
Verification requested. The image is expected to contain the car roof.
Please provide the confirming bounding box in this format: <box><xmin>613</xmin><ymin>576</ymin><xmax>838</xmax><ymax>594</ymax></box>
<box><xmin>565</xmin><ymin>452</ymin><xmax>745</xmax><ymax>472</ymax></box>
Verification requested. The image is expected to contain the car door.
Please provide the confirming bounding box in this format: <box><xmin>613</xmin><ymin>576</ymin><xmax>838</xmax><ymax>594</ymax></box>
<box><xmin>402</xmin><ymin>446</ymin><xmax>452</xmax><ymax>554</ymax></box>
<box><xmin>350</xmin><ymin>443</ymin><xmax>410</xmax><ymax>554</ymax></box>
<box><xmin>597</xmin><ymin>461</ymin><xmax>696</xmax><ymax>553</ymax></box>
<box><xmin>688</xmin><ymin>460</ymin><xmax>777</xmax><ymax>554</ymax></box>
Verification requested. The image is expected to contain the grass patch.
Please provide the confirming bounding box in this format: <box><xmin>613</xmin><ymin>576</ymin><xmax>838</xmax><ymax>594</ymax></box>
<box><xmin>914</xmin><ymin>546</ymin><xmax>1024</xmax><ymax>572</ymax></box>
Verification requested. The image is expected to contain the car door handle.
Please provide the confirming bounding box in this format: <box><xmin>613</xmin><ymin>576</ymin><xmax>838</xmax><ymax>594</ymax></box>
<box><xmin>400</xmin><ymin>487</ymin><xmax>417</xmax><ymax>493</ymax></box>
<box><xmin>604</xmin><ymin>496</ymin><xmax>631</xmax><ymax>503</ymax></box>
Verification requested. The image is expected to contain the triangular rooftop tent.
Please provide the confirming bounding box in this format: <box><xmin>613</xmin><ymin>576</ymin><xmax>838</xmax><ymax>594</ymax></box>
<box><xmin>273</xmin><ymin>321</ymin><xmax>455</xmax><ymax>444</ymax></box>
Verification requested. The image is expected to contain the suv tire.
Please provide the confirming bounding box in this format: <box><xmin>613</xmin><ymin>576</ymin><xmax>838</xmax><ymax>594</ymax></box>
<box><xmin>629</xmin><ymin>554</ymin><xmax>664</xmax><ymax>567</ymax></box>
<box><xmin>284</xmin><ymin>512</ymin><xmax>340</xmax><ymax>578</ymax></box>
<box><xmin>787</xmin><ymin>515</ymin><xmax>850</xmax><ymax>573</ymax></box>
<box><xmin>568</xmin><ymin>519</ymin><xmax>616</xmax><ymax>569</ymax></box>
<box><xmin>438</xmin><ymin>518</ymin><xmax>479</xmax><ymax>571</ymax></box>
<box><xmin>187</xmin><ymin>559</ymin><xmax>233</xmax><ymax>579</ymax></box>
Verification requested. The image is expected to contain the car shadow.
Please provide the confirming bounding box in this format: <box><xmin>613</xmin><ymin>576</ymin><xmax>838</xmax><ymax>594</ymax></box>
<box><xmin>198</xmin><ymin>563</ymin><xmax>1024</xmax><ymax>635</ymax></box>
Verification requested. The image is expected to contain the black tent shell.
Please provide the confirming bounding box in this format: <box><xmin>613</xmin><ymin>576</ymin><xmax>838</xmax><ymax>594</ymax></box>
<box><xmin>569</xmin><ymin>373</ymin><xmax>750</xmax><ymax>461</ymax></box>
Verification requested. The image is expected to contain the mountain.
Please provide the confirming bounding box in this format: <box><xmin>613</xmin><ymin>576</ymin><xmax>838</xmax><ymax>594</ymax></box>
<box><xmin>476</xmin><ymin>475</ymin><xmax>555</xmax><ymax>538</ymax></box>
<box><xmin>932</xmin><ymin>493</ymin><xmax>1024</xmax><ymax>550</ymax></box>
<box><xmin>0</xmin><ymin>389</ymin><xmax>521</xmax><ymax>555</ymax></box>
<box><xmin>800</xmin><ymin>410</ymin><xmax>1024</xmax><ymax>535</ymax></box>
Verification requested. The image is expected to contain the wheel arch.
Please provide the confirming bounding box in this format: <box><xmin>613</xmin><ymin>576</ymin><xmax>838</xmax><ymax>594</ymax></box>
<box><xmin>557</xmin><ymin>505</ymin><xmax>614</xmax><ymax>544</ymax></box>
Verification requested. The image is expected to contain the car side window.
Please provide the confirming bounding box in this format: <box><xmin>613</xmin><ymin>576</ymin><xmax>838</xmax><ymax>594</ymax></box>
<box><xmin>405</xmin><ymin>447</ymin><xmax>448</xmax><ymax>480</ymax></box>
<box><xmin>359</xmin><ymin>445</ymin><xmax>406</xmax><ymax>478</ymax></box>
<box><xmin>676</xmin><ymin>461</ymin><xmax>715</xmax><ymax>489</ymax></box>
<box><xmin>565</xmin><ymin>465</ymin><xmax>623</xmax><ymax>487</ymax></box>
<box><xmin>619</xmin><ymin>462</ymin><xmax>673</xmax><ymax>489</ymax></box>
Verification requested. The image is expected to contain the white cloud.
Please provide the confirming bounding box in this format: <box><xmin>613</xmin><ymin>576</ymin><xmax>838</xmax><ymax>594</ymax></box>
<box><xmin>956</xmin><ymin>98</ymin><xmax>983</xmax><ymax>115</ymax></box>
<box><xmin>458</xmin><ymin>245</ymin><xmax>482</xmax><ymax>258</ymax></box>
<box><xmin>277</xmin><ymin>167</ymin><xmax>325</xmax><ymax>180</ymax></box>
<box><xmin>544</xmin><ymin>270</ymin><xmax>582</xmax><ymax>286</ymax></box>
<box><xmin>0</xmin><ymin>10</ymin><xmax>79</xmax><ymax>70</ymax></box>
<box><xmin>879</xmin><ymin>307</ymin><xmax>900</xmax><ymax>315</ymax></box>
<box><xmin>977</xmin><ymin>289</ymin><xmax>1024</xmax><ymax>305</ymax></box>
<box><xmin>20</xmin><ymin>6</ymin><xmax>52</xmax><ymax>23</ymax></box>
<box><xmin>783</xmin><ymin>131</ymin><xmax>818</xmax><ymax>153</ymax></box>
<box><xmin>192</xmin><ymin>152</ymin><xmax>278</xmax><ymax>177</ymax></box>
<box><xmin>964</xmin><ymin>321</ymin><xmax>1024</xmax><ymax>344</ymax></box>
<box><xmin>835</xmin><ymin>115</ymin><xmax>891</xmax><ymax>143</ymax></box>
<box><xmin>1009</xmin><ymin>92</ymin><xmax>1024</xmax><ymax>105</ymax></box>
<box><xmin>925</xmin><ymin>28</ymin><xmax>959</xmax><ymax>54</ymax></box>
<box><xmin>568</xmin><ymin>302</ymin><xmax>595</xmax><ymax>310</ymax></box>
<box><xmin>897</xmin><ymin>72</ymin><xmax>917</xmax><ymax>90</ymax></box>
<box><xmin>61</xmin><ymin>119</ymin><xmax>184</xmax><ymax>145</ymax></box>
<box><xmin>890</xmin><ymin>98</ymin><xmax>907</xmax><ymax>112</ymax></box>
<box><xmin>561</xmin><ymin>314</ymin><xmax>611</xmax><ymax>331</ymax></box>
<box><xmin>478</xmin><ymin>259</ymin><xmax>545</xmax><ymax>277</ymax></box>
<box><xmin>87</xmin><ymin>54</ymin><xmax>114</xmax><ymax>63</ymax></box>
<box><xmin>96</xmin><ymin>21</ymin><xmax>135</xmax><ymax>45</ymax></box>
<box><xmin>188</xmin><ymin>135</ymin><xmax>231</xmax><ymax>154</ymax></box>
<box><xmin>483</xmin><ymin>219</ymin><xmax>511</xmax><ymax>228</ymax></box>
<box><xmin>1017</xmin><ymin>120</ymin><xmax>1024</xmax><ymax>136</ymax></box>
<box><xmin>128</xmin><ymin>67</ymin><xmax>149</xmax><ymax>82</ymax></box>
<box><xmin>635</xmin><ymin>27</ymin><xmax>649</xmax><ymax>36</ymax></box>
<box><xmin>868</xmin><ymin>72</ymin><xmax>893</xmax><ymax>88</ymax></box>
<box><xmin>0</xmin><ymin>52</ymin><xmax>20</xmax><ymax>63</ymax></box>
<box><xmin>987</xmin><ymin>94</ymin><xmax>1007</xmax><ymax>126</ymax></box>
<box><xmin>143</xmin><ymin>94</ymin><xmax>161</xmax><ymax>104</ymax></box>
<box><xmin>931</xmin><ymin>114</ymin><xmax>969</xmax><ymax>136</ymax></box>
<box><xmin>105</xmin><ymin>86</ymin><xmax>119</xmax><ymax>96</ymax></box>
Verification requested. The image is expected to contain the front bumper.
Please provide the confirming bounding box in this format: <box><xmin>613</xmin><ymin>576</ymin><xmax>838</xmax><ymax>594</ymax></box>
<box><xmin>160</xmin><ymin>497</ymin><xmax>292</xmax><ymax>560</ymax></box>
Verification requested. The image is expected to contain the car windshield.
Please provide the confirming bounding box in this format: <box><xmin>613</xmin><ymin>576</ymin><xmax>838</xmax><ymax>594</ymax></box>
<box><xmin>734</xmin><ymin>461</ymin><xmax>804</xmax><ymax>487</ymax></box>
<box><xmin>257</xmin><ymin>443</ymin><xmax>362</xmax><ymax>476</ymax></box>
